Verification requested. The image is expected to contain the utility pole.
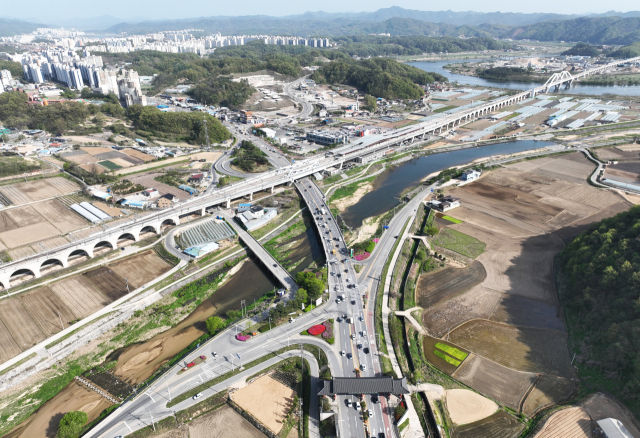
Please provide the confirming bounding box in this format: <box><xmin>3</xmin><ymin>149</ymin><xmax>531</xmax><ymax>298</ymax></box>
<box><xmin>203</xmin><ymin>116</ymin><xmax>211</xmax><ymax>149</ymax></box>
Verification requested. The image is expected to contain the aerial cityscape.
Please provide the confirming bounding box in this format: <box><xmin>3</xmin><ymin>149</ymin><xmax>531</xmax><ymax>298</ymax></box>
<box><xmin>1</xmin><ymin>2</ymin><xmax>640</xmax><ymax>438</ymax></box>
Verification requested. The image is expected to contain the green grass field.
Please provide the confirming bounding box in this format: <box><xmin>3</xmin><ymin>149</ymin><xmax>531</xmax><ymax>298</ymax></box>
<box><xmin>98</xmin><ymin>160</ymin><xmax>122</xmax><ymax>170</ymax></box>
<box><xmin>441</xmin><ymin>215</ymin><xmax>463</xmax><ymax>224</ymax></box>
<box><xmin>433</xmin><ymin>228</ymin><xmax>485</xmax><ymax>259</ymax></box>
<box><xmin>435</xmin><ymin>342</ymin><xmax>468</xmax><ymax>361</ymax></box>
<box><xmin>434</xmin><ymin>350</ymin><xmax>461</xmax><ymax>367</ymax></box>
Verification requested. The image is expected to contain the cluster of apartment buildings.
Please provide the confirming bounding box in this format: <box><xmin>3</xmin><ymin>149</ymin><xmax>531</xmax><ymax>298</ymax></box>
<box><xmin>5</xmin><ymin>49</ymin><xmax>146</xmax><ymax>106</ymax></box>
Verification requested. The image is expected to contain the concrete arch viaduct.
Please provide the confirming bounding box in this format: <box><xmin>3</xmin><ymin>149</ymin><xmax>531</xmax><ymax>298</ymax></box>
<box><xmin>1</xmin><ymin>55</ymin><xmax>638</xmax><ymax>289</ymax></box>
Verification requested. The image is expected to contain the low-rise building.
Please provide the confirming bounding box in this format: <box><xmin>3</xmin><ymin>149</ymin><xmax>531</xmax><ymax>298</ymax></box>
<box><xmin>156</xmin><ymin>194</ymin><xmax>178</xmax><ymax>208</ymax></box>
<box><xmin>460</xmin><ymin>169</ymin><xmax>481</xmax><ymax>181</ymax></box>
<box><xmin>142</xmin><ymin>188</ymin><xmax>159</xmax><ymax>198</ymax></box>
<box><xmin>428</xmin><ymin>196</ymin><xmax>460</xmax><ymax>212</ymax></box>
<box><xmin>306</xmin><ymin>130</ymin><xmax>348</xmax><ymax>146</ymax></box>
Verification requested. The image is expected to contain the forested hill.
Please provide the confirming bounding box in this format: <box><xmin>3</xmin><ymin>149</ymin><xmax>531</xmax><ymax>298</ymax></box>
<box><xmin>106</xmin><ymin>14</ymin><xmax>640</xmax><ymax>46</ymax></box>
<box><xmin>558</xmin><ymin>205</ymin><xmax>640</xmax><ymax>418</ymax></box>
<box><xmin>0</xmin><ymin>18</ymin><xmax>44</xmax><ymax>37</ymax></box>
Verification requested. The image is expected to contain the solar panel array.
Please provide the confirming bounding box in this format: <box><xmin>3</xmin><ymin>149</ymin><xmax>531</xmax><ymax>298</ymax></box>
<box><xmin>180</xmin><ymin>219</ymin><xmax>235</xmax><ymax>247</ymax></box>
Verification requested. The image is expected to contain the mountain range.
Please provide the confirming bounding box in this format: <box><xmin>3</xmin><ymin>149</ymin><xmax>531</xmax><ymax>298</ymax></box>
<box><xmin>3</xmin><ymin>8</ymin><xmax>640</xmax><ymax>45</ymax></box>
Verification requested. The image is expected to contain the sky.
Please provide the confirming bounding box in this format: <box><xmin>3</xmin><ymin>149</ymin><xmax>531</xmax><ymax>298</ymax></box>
<box><xmin>5</xmin><ymin>0</ymin><xmax>640</xmax><ymax>22</ymax></box>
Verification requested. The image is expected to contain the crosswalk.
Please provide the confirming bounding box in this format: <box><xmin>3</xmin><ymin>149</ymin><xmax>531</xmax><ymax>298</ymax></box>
<box><xmin>201</xmin><ymin>362</ymin><xmax>216</xmax><ymax>379</ymax></box>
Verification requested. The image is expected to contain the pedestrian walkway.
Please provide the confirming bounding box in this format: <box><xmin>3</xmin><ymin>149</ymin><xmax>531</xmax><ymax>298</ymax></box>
<box><xmin>382</xmin><ymin>221</ymin><xmax>425</xmax><ymax>438</ymax></box>
<box><xmin>395</xmin><ymin>307</ymin><xmax>427</xmax><ymax>336</ymax></box>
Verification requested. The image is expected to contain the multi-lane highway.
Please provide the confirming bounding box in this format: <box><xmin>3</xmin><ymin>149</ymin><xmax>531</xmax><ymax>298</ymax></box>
<box><xmin>284</xmin><ymin>76</ymin><xmax>314</xmax><ymax>118</ymax></box>
<box><xmin>297</xmin><ymin>178</ymin><xmax>391</xmax><ymax>438</ymax></box>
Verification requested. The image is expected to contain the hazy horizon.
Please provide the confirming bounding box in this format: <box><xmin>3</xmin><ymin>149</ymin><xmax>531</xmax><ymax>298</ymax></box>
<box><xmin>3</xmin><ymin>2</ymin><xmax>640</xmax><ymax>24</ymax></box>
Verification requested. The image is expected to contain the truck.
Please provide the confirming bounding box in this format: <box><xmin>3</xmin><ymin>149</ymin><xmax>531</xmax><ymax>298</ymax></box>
<box><xmin>347</xmin><ymin>316</ymin><xmax>353</xmax><ymax>323</ymax></box>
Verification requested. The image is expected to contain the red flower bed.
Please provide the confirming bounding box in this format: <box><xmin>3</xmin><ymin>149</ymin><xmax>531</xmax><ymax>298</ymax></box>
<box><xmin>236</xmin><ymin>334</ymin><xmax>252</xmax><ymax>341</ymax></box>
<box><xmin>354</xmin><ymin>252</ymin><xmax>370</xmax><ymax>261</ymax></box>
<box><xmin>308</xmin><ymin>324</ymin><xmax>326</xmax><ymax>336</ymax></box>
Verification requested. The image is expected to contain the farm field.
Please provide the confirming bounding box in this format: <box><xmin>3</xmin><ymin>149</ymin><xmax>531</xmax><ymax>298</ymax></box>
<box><xmin>476</xmin><ymin>250</ymin><xmax>557</xmax><ymax>304</ymax></box>
<box><xmin>454</xmin><ymin>410</ymin><xmax>524</xmax><ymax>438</ymax></box>
<box><xmin>0</xmin><ymin>298</ymin><xmax>46</xmax><ymax>350</ymax></box>
<box><xmin>522</xmin><ymin>374</ymin><xmax>577</xmax><ymax>417</ymax></box>
<box><xmin>0</xmin><ymin>319</ymin><xmax>22</xmax><ymax>364</ymax></box>
<box><xmin>452</xmin><ymin>354</ymin><xmax>536</xmax><ymax>410</ymax></box>
<box><xmin>490</xmin><ymin>294</ymin><xmax>565</xmax><ymax>331</ymax></box>
<box><xmin>232</xmin><ymin>375</ymin><xmax>296</xmax><ymax>434</ymax></box>
<box><xmin>432</xmin><ymin>228</ymin><xmax>485</xmax><ymax>258</ymax></box>
<box><xmin>445</xmin><ymin>389</ymin><xmax>497</xmax><ymax>425</ymax></box>
<box><xmin>108</xmin><ymin>250</ymin><xmax>172</xmax><ymax>289</ymax></box>
<box><xmin>532</xmin><ymin>407</ymin><xmax>591</xmax><ymax>438</ymax></box>
<box><xmin>49</xmin><ymin>277</ymin><xmax>109</xmax><ymax>319</ymax></box>
<box><xmin>416</xmin><ymin>261</ymin><xmax>486</xmax><ymax>309</ymax></box>
<box><xmin>19</xmin><ymin>288</ymin><xmax>76</xmax><ymax>337</ymax></box>
<box><xmin>0</xmin><ymin>177</ymin><xmax>80</xmax><ymax>207</ymax></box>
<box><xmin>421</xmin><ymin>285</ymin><xmax>501</xmax><ymax>337</ymax></box>
<box><xmin>82</xmin><ymin>267</ymin><xmax>128</xmax><ymax>301</ymax></box>
<box><xmin>417</xmin><ymin>155</ymin><xmax>634</xmax><ymax>428</ymax></box>
<box><xmin>422</xmin><ymin>335</ymin><xmax>470</xmax><ymax>375</ymax></box>
<box><xmin>449</xmin><ymin>320</ymin><xmax>573</xmax><ymax>377</ymax></box>
<box><xmin>188</xmin><ymin>405</ymin><xmax>266</xmax><ymax>438</ymax></box>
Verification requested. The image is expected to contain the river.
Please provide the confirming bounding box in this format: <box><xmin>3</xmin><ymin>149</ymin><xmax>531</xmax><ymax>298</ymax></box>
<box><xmin>341</xmin><ymin>140</ymin><xmax>556</xmax><ymax>228</ymax></box>
<box><xmin>410</xmin><ymin>59</ymin><xmax>640</xmax><ymax>96</ymax></box>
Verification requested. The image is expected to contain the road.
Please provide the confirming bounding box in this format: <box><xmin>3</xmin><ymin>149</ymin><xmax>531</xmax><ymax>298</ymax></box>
<box><xmin>296</xmin><ymin>178</ymin><xmax>391</xmax><ymax>438</ymax></box>
<box><xmin>284</xmin><ymin>76</ymin><xmax>314</xmax><ymax>119</ymax></box>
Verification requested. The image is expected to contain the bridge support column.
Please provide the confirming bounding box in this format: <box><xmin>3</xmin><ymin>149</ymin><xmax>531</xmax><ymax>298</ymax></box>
<box><xmin>226</xmin><ymin>198</ymin><xmax>231</xmax><ymax>209</ymax></box>
<box><xmin>339</xmin><ymin>161</ymin><xmax>343</xmax><ymax>169</ymax></box>
<box><xmin>249</xmin><ymin>192</ymin><xmax>253</xmax><ymax>201</ymax></box>
<box><xmin>201</xmin><ymin>207</ymin><xmax>206</xmax><ymax>216</ymax></box>
<box><xmin>0</xmin><ymin>273</ymin><xmax>10</xmax><ymax>291</ymax></box>
<box><xmin>271</xmin><ymin>186</ymin><xmax>275</xmax><ymax>193</ymax></box>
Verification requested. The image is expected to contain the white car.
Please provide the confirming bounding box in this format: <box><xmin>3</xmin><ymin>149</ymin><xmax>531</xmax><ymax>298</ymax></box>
<box><xmin>193</xmin><ymin>393</ymin><xmax>203</xmax><ymax>400</ymax></box>
<box><xmin>368</xmin><ymin>409</ymin><xmax>373</xmax><ymax>417</ymax></box>
<box><xmin>351</xmin><ymin>334</ymin><xmax>356</xmax><ymax>340</ymax></box>
<box><xmin>355</xmin><ymin>401</ymin><xmax>361</xmax><ymax>411</ymax></box>
<box><xmin>361</xmin><ymin>364</ymin><xmax>367</xmax><ymax>371</ymax></box>
<box><xmin>346</xmin><ymin>399</ymin><xmax>352</xmax><ymax>407</ymax></box>
<box><xmin>340</xmin><ymin>350</ymin><xmax>345</xmax><ymax>356</ymax></box>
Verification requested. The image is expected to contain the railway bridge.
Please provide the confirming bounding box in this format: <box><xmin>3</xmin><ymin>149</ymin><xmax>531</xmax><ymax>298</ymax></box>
<box><xmin>2</xmin><ymin>55</ymin><xmax>639</xmax><ymax>290</ymax></box>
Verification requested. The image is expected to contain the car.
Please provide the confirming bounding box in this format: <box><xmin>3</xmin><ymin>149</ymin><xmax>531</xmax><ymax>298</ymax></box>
<box><xmin>331</xmin><ymin>271</ymin><xmax>335</xmax><ymax>276</ymax></box>
<box><xmin>364</xmin><ymin>347</ymin><xmax>370</xmax><ymax>354</ymax></box>
<box><xmin>212</xmin><ymin>351</ymin><xmax>217</xmax><ymax>357</ymax></box>
<box><xmin>371</xmin><ymin>395</ymin><xmax>378</xmax><ymax>404</ymax></box>
<box><xmin>351</xmin><ymin>300</ymin><xmax>356</xmax><ymax>305</ymax></box>
<box><xmin>351</xmin><ymin>334</ymin><xmax>356</xmax><ymax>339</ymax></box>
<box><xmin>362</xmin><ymin>330</ymin><xmax>367</xmax><ymax>337</ymax></box>
<box><xmin>357</xmin><ymin>344</ymin><xmax>362</xmax><ymax>349</ymax></box>
<box><xmin>368</xmin><ymin>409</ymin><xmax>373</xmax><ymax>417</ymax></box>
<box><xmin>361</xmin><ymin>364</ymin><xmax>367</xmax><ymax>371</ymax></box>
<box><xmin>345</xmin><ymin>269</ymin><xmax>349</xmax><ymax>273</ymax></box>
<box><xmin>340</xmin><ymin>350</ymin><xmax>345</xmax><ymax>356</ymax></box>
<box><xmin>355</xmin><ymin>401</ymin><xmax>361</xmax><ymax>411</ymax></box>
<box><xmin>346</xmin><ymin>399</ymin><xmax>352</xmax><ymax>407</ymax></box>
<box><xmin>346</xmin><ymin>278</ymin><xmax>350</xmax><ymax>283</ymax></box>
<box><xmin>193</xmin><ymin>393</ymin><xmax>203</xmax><ymax>400</ymax></box>
<box><xmin>343</xmin><ymin>314</ymin><xmax>348</xmax><ymax>319</ymax></box>
<box><xmin>337</xmin><ymin>273</ymin><xmax>341</xmax><ymax>278</ymax></box>
<box><xmin>359</xmin><ymin>315</ymin><xmax>363</xmax><ymax>321</ymax></box>
<box><xmin>347</xmin><ymin>352</ymin><xmax>352</xmax><ymax>359</ymax></box>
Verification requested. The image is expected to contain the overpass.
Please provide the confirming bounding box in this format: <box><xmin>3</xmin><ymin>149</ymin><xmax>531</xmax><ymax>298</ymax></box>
<box><xmin>218</xmin><ymin>211</ymin><xmax>297</xmax><ymax>290</ymax></box>
<box><xmin>2</xmin><ymin>55</ymin><xmax>638</xmax><ymax>290</ymax></box>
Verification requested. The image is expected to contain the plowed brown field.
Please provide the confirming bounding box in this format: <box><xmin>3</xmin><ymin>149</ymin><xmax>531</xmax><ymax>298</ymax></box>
<box><xmin>49</xmin><ymin>277</ymin><xmax>109</xmax><ymax>319</ymax></box>
<box><xmin>522</xmin><ymin>375</ymin><xmax>576</xmax><ymax>417</ymax></box>
<box><xmin>416</xmin><ymin>261</ymin><xmax>486</xmax><ymax>309</ymax></box>
<box><xmin>19</xmin><ymin>288</ymin><xmax>76</xmax><ymax>336</ymax></box>
<box><xmin>0</xmin><ymin>298</ymin><xmax>46</xmax><ymax>350</ymax></box>
<box><xmin>532</xmin><ymin>407</ymin><xmax>591</xmax><ymax>438</ymax></box>
<box><xmin>188</xmin><ymin>405</ymin><xmax>266</xmax><ymax>438</ymax></box>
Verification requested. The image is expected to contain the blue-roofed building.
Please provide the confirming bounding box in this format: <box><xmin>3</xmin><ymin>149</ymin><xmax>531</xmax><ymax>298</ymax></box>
<box><xmin>184</xmin><ymin>242</ymin><xmax>220</xmax><ymax>258</ymax></box>
<box><xmin>238</xmin><ymin>203</ymin><xmax>252</xmax><ymax>213</ymax></box>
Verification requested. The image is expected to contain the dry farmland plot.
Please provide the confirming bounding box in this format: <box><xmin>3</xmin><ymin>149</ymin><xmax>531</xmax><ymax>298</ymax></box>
<box><xmin>0</xmin><ymin>298</ymin><xmax>46</xmax><ymax>350</ymax></box>
<box><xmin>522</xmin><ymin>375</ymin><xmax>577</xmax><ymax>417</ymax></box>
<box><xmin>537</xmin><ymin>184</ymin><xmax>622</xmax><ymax>209</ymax></box>
<box><xmin>505</xmin><ymin>157</ymin><xmax>556</xmax><ymax>173</ymax></box>
<box><xmin>453</xmin><ymin>182</ymin><xmax>564</xmax><ymax>229</ymax></box>
<box><xmin>452</xmin><ymin>354</ymin><xmax>537</xmax><ymax>410</ymax></box>
<box><xmin>108</xmin><ymin>250</ymin><xmax>172</xmax><ymax>289</ymax></box>
<box><xmin>490</xmin><ymin>294</ymin><xmax>565</xmax><ymax>331</ymax></box>
<box><xmin>19</xmin><ymin>288</ymin><xmax>76</xmax><ymax>336</ymax></box>
<box><xmin>532</xmin><ymin>407</ymin><xmax>592</xmax><ymax>438</ymax></box>
<box><xmin>446</xmin><ymin>389</ymin><xmax>498</xmax><ymax>425</ymax></box>
<box><xmin>416</xmin><ymin>261</ymin><xmax>486</xmax><ymax>309</ymax></box>
<box><xmin>121</xmin><ymin>148</ymin><xmax>155</xmax><ymax>162</ymax></box>
<box><xmin>82</xmin><ymin>267</ymin><xmax>128</xmax><ymax>301</ymax></box>
<box><xmin>0</xmin><ymin>186</ymin><xmax>31</xmax><ymax>205</ymax></box>
<box><xmin>0</xmin><ymin>319</ymin><xmax>22</xmax><ymax>364</ymax></box>
<box><xmin>232</xmin><ymin>375</ymin><xmax>295</xmax><ymax>434</ymax></box>
<box><xmin>0</xmin><ymin>222</ymin><xmax>60</xmax><ymax>248</ymax></box>
<box><xmin>581</xmin><ymin>393</ymin><xmax>640</xmax><ymax>438</ymax></box>
<box><xmin>483</xmin><ymin>167</ymin><xmax>555</xmax><ymax>193</ymax></box>
<box><xmin>0</xmin><ymin>210</ymin><xmax>19</xmax><ymax>233</ymax></box>
<box><xmin>421</xmin><ymin>285</ymin><xmax>501</xmax><ymax>338</ymax></box>
<box><xmin>553</xmin><ymin>201</ymin><xmax>631</xmax><ymax>241</ymax></box>
<box><xmin>455</xmin><ymin>410</ymin><xmax>524</xmax><ymax>438</ymax></box>
<box><xmin>80</xmin><ymin>146</ymin><xmax>116</xmax><ymax>155</ymax></box>
<box><xmin>445</xmin><ymin>208</ymin><xmax>535</xmax><ymax>238</ymax></box>
<box><xmin>188</xmin><ymin>405</ymin><xmax>266</xmax><ymax>438</ymax></box>
<box><xmin>477</xmin><ymin>250</ymin><xmax>558</xmax><ymax>304</ymax></box>
<box><xmin>50</xmin><ymin>276</ymin><xmax>110</xmax><ymax>319</ymax></box>
<box><xmin>604</xmin><ymin>167</ymin><xmax>640</xmax><ymax>183</ymax></box>
<box><xmin>449</xmin><ymin>320</ymin><xmax>573</xmax><ymax>377</ymax></box>
<box><xmin>129</xmin><ymin>174</ymin><xmax>191</xmax><ymax>200</ymax></box>
<box><xmin>65</xmin><ymin>154</ymin><xmax>99</xmax><ymax>165</ymax></box>
<box><xmin>37</xmin><ymin>199</ymin><xmax>87</xmax><ymax>233</ymax></box>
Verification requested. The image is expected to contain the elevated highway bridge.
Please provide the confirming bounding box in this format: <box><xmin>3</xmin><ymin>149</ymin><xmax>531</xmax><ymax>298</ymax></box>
<box><xmin>1</xmin><ymin>55</ymin><xmax>638</xmax><ymax>290</ymax></box>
